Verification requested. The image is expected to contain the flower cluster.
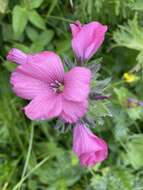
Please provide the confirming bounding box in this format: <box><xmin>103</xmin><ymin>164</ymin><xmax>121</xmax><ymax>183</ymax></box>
<box><xmin>7</xmin><ymin>21</ymin><xmax>108</xmax><ymax>167</ymax></box>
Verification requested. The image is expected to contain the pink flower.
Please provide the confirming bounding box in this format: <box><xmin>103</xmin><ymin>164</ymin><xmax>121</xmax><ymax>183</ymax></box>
<box><xmin>70</xmin><ymin>21</ymin><xmax>107</xmax><ymax>61</ymax></box>
<box><xmin>8</xmin><ymin>49</ymin><xmax>91</xmax><ymax>123</ymax></box>
<box><xmin>73</xmin><ymin>123</ymin><xmax>108</xmax><ymax>167</ymax></box>
<box><xmin>7</xmin><ymin>48</ymin><xmax>28</xmax><ymax>65</ymax></box>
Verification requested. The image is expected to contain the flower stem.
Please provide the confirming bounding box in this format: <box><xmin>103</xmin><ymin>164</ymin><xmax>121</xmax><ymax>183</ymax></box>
<box><xmin>18</xmin><ymin>123</ymin><xmax>34</xmax><ymax>190</ymax></box>
<box><xmin>12</xmin><ymin>156</ymin><xmax>50</xmax><ymax>190</ymax></box>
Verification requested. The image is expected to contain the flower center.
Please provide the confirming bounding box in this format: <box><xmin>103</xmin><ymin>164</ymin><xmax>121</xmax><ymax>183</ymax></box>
<box><xmin>50</xmin><ymin>80</ymin><xmax>64</xmax><ymax>93</ymax></box>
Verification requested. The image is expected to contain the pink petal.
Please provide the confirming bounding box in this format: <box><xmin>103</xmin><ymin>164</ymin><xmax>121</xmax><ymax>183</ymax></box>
<box><xmin>85</xmin><ymin>25</ymin><xmax>107</xmax><ymax>59</ymax></box>
<box><xmin>24</xmin><ymin>94</ymin><xmax>62</xmax><ymax>120</ymax></box>
<box><xmin>16</xmin><ymin>51</ymin><xmax>64</xmax><ymax>83</ymax></box>
<box><xmin>71</xmin><ymin>21</ymin><xmax>107</xmax><ymax>60</ymax></box>
<box><xmin>80</xmin><ymin>153</ymin><xmax>97</xmax><ymax>167</ymax></box>
<box><xmin>11</xmin><ymin>71</ymin><xmax>52</xmax><ymax>100</ymax></box>
<box><xmin>73</xmin><ymin>123</ymin><xmax>108</xmax><ymax>166</ymax></box>
<box><xmin>73</xmin><ymin>125</ymin><xmax>103</xmax><ymax>156</ymax></box>
<box><xmin>7</xmin><ymin>48</ymin><xmax>28</xmax><ymax>65</ymax></box>
<box><xmin>63</xmin><ymin>67</ymin><xmax>91</xmax><ymax>102</ymax></box>
<box><xmin>60</xmin><ymin>99</ymin><xmax>88</xmax><ymax>123</ymax></box>
<box><xmin>70</xmin><ymin>20</ymin><xmax>82</xmax><ymax>38</ymax></box>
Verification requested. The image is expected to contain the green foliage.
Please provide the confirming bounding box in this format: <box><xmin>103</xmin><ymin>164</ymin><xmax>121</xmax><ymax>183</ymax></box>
<box><xmin>113</xmin><ymin>14</ymin><xmax>143</xmax><ymax>73</ymax></box>
<box><xmin>89</xmin><ymin>100</ymin><xmax>111</xmax><ymax>126</ymax></box>
<box><xmin>127</xmin><ymin>134</ymin><xmax>143</xmax><ymax>169</ymax></box>
<box><xmin>90</xmin><ymin>166</ymin><xmax>143</xmax><ymax>190</ymax></box>
<box><xmin>26</xmin><ymin>0</ymin><xmax>44</xmax><ymax>9</ymax></box>
<box><xmin>28</xmin><ymin>10</ymin><xmax>46</xmax><ymax>30</ymax></box>
<box><xmin>12</xmin><ymin>5</ymin><xmax>28</xmax><ymax>38</ymax></box>
<box><xmin>130</xmin><ymin>0</ymin><xmax>143</xmax><ymax>11</ymax></box>
<box><xmin>0</xmin><ymin>0</ymin><xmax>143</xmax><ymax>189</ymax></box>
<box><xmin>113</xmin><ymin>15</ymin><xmax>143</xmax><ymax>51</ymax></box>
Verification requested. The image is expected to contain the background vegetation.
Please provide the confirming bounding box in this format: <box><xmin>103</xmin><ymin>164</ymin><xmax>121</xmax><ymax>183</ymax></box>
<box><xmin>0</xmin><ymin>0</ymin><xmax>143</xmax><ymax>189</ymax></box>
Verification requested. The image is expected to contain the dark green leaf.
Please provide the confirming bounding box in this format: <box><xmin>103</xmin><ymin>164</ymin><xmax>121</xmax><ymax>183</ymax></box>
<box><xmin>26</xmin><ymin>26</ymin><xmax>39</xmax><ymax>42</ymax></box>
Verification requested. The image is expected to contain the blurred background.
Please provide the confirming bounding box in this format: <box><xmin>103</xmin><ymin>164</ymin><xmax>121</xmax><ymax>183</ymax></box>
<box><xmin>0</xmin><ymin>0</ymin><xmax>143</xmax><ymax>189</ymax></box>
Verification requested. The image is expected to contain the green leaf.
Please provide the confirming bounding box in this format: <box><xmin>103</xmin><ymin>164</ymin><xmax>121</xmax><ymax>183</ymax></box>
<box><xmin>26</xmin><ymin>26</ymin><xmax>39</xmax><ymax>42</ymax></box>
<box><xmin>113</xmin><ymin>15</ymin><xmax>143</xmax><ymax>51</ymax></box>
<box><xmin>46</xmin><ymin>0</ymin><xmax>58</xmax><ymax>17</ymax></box>
<box><xmin>3</xmin><ymin>61</ymin><xmax>17</xmax><ymax>72</ymax></box>
<box><xmin>130</xmin><ymin>0</ymin><xmax>143</xmax><ymax>11</ymax></box>
<box><xmin>113</xmin><ymin>109</ymin><xmax>129</xmax><ymax>140</ymax></box>
<box><xmin>37</xmin><ymin>30</ymin><xmax>54</xmax><ymax>46</ymax></box>
<box><xmin>127</xmin><ymin>134</ymin><xmax>143</xmax><ymax>169</ymax></box>
<box><xmin>30</xmin><ymin>30</ymin><xmax>54</xmax><ymax>52</ymax></box>
<box><xmin>2</xmin><ymin>23</ymin><xmax>16</xmax><ymax>41</ymax></box>
<box><xmin>127</xmin><ymin>107</ymin><xmax>143</xmax><ymax>121</ymax></box>
<box><xmin>114</xmin><ymin>87</ymin><xmax>131</xmax><ymax>106</ymax></box>
<box><xmin>91</xmin><ymin>167</ymin><xmax>134</xmax><ymax>190</ymax></box>
<box><xmin>12</xmin><ymin>5</ymin><xmax>28</xmax><ymax>38</ymax></box>
<box><xmin>30</xmin><ymin>42</ymin><xmax>44</xmax><ymax>52</ymax></box>
<box><xmin>91</xmin><ymin>77</ymin><xmax>111</xmax><ymax>92</ymax></box>
<box><xmin>29</xmin><ymin>0</ymin><xmax>44</xmax><ymax>9</ymax></box>
<box><xmin>88</xmin><ymin>100</ymin><xmax>112</xmax><ymax>126</ymax></box>
<box><xmin>28</xmin><ymin>10</ymin><xmax>46</xmax><ymax>30</ymax></box>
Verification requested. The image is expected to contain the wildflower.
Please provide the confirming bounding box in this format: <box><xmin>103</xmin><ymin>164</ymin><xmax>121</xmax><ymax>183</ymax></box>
<box><xmin>73</xmin><ymin>123</ymin><xmax>108</xmax><ymax>167</ymax></box>
<box><xmin>70</xmin><ymin>21</ymin><xmax>107</xmax><ymax>61</ymax></box>
<box><xmin>7</xmin><ymin>48</ymin><xmax>28</xmax><ymax>65</ymax></box>
<box><xmin>123</xmin><ymin>73</ymin><xmax>138</xmax><ymax>83</ymax></box>
<box><xmin>8</xmin><ymin>49</ymin><xmax>91</xmax><ymax>123</ymax></box>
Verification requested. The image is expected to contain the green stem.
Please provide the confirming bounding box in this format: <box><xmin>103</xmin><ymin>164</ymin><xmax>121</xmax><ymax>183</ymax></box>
<box><xmin>105</xmin><ymin>80</ymin><xmax>125</xmax><ymax>91</ymax></box>
<box><xmin>12</xmin><ymin>156</ymin><xmax>50</xmax><ymax>190</ymax></box>
<box><xmin>18</xmin><ymin>123</ymin><xmax>34</xmax><ymax>190</ymax></box>
<box><xmin>47</xmin><ymin>15</ymin><xmax>74</xmax><ymax>23</ymax></box>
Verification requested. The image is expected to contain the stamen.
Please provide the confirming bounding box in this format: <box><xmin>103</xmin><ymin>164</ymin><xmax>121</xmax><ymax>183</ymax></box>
<box><xmin>50</xmin><ymin>80</ymin><xmax>64</xmax><ymax>93</ymax></box>
<box><xmin>58</xmin><ymin>84</ymin><xmax>64</xmax><ymax>92</ymax></box>
<box><xmin>55</xmin><ymin>80</ymin><xmax>61</xmax><ymax>85</ymax></box>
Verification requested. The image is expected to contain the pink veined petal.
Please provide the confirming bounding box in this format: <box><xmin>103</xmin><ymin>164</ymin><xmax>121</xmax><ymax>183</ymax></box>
<box><xmin>16</xmin><ymin>51</ymin><xmax>64</xmax><ymax>84</ymax></box>
<box><xmin>24</xmin><ymin>94</ymin><xmax>62</xmax><ymax>120</ymax></box>
<box><xmin>72</xmin><ymin>123</ymin><xmax>108</xmax><ymax>167</ymax></box>
<box><xmin>72</xmin><ymin>22</ymin><xmax>100</xmax><ymax>59</ymax></box>
<box><xmin>60</xmin><ymin>98</ymin><xmax>88</xmax><ymax>123</ymax></box>
<box><xmin>73</xmin><ymin>126</ymin><xmax>102</xmax><ymax>157</ymax></box>
<box><xmin>70</xmin><ymin>20</ymin><xmax>82</xmax><ymax>38</ymax></box>
<box><xmin>85</xmin><ymin>25</ymin><xmax>107</xmax><ymax>59</ymax></box>
<box><xmin>72</xmin><ymin>21</ymin><xmax>107</xmax><ymax>60</ymax></box>
<box><xmin>63</xmin><ymin>67</ymin><xmax>91</xmax><ymax>102</ymax></box>
<box><xmin>11</xmin><ymin>71</ymin><xmax>52</xmax><ymax>100</ymax></box>
<box><xmin>73</xmin><ymin>124</ymin><xmax>108</xmax><ymax>157</ymax></box>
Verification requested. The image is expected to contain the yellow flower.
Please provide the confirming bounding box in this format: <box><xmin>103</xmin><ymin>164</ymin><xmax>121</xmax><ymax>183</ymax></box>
<box><xmin>123</xmin><ymin>73</ymin><xmax>138</xmax><ymax>83</ymax></box>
